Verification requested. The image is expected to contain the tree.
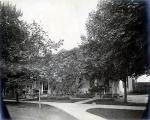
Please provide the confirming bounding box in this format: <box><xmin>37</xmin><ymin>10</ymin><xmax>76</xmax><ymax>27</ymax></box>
<box><xmin>0</xmin><ymin>2</ymin><xmax>62</xmax><ymax>102</ymax></box>
<box><xmin>50</xmin><ymin>48</ymin><xmax>86</xmax><ymax>96</ymax></box>
<box><xmin>81</xmin><ymin>0</ymin><xmax>148</xmax><ymax>102</ymax></box>
<box><xmin>0</xmin><ymin>2</ymin><xmax>25</xmax><ymax>101</ymax></box>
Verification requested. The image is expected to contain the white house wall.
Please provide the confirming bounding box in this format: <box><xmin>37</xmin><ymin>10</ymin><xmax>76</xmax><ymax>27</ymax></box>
<box><xmin>111</xmin><ymin>80</ymin><xmax>123</xmax><ymax>95</ymax></box>
<box><xmin>110</xmin><ymin>77</ymin><xmax>134</xmax><ymax>96</ymax></box>
<box><xmin>127</xmin><ymin>77</ymin><xmax>134</xmax><ymax>92</ymax></box>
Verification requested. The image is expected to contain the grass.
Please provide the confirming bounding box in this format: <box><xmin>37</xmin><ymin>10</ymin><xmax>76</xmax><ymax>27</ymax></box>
<box><xmin>25</xmin><ymin>96</ymin><xmax>87</xmax><ymax>103</ymax></box>
<box><xmin>5</xmin><ymin>102</ymin><xmax>78</xmax><ymax>120</ymax></box>
<box><xmin>85</xmin><ymin>99</ymin><xmax>147</xmax><ymax>106</ymax></box>
<box><xmin>87</xmin><ymin>108</ymin><xmax>144</xmax><ymax>120</ymax></box>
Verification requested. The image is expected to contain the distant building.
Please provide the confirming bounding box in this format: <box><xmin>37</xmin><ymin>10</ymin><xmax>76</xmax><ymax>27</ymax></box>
<box><xmin>86</xmin><ymin>77</ymin><xmax>139</xmax><ymax>98</ymax></box>
<box><xmin>134</xmin><ymin>82</ymin><xmax>150</xmax><ymax>93</ymax></box>
<box><xmin>3</xmin><ymin>75</ymin><xmax>150</xmax><ymax>99</ymax></box>
<box><xmin>108</xmin><ymin>77</ymin><xmax>136</xmax><ymax>97</ymax></box>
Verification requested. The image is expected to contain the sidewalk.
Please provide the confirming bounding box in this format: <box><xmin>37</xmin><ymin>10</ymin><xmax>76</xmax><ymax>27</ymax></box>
<box><xmin>127</xmin><ymin>94</ymin><xmax>148</xmax><ymax>103</ymax></box>
<box><xmin>4</xmin><ymin>99</ymin><xmax>146</xmax><ymax>120</ymax></box>
<box><xmin>26</xmin><ymin>101</ymin><xmax>107</xmax><ymax>120</ymax></box>
<box><xmin>23</xmin><ymin>100</ymin><xmax>146</xmax><ymax>120</ymax></box>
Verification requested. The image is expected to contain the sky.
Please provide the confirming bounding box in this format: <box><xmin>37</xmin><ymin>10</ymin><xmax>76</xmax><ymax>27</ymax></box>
<box><xmin>2</xmin><ymin>0</ymin><xmax>99</xmax><ymax>50</ymax></box>
<box><xmin>137</xmin><ymin>75</ymin><xmax>150</xmax><ymax>82</ymax></box>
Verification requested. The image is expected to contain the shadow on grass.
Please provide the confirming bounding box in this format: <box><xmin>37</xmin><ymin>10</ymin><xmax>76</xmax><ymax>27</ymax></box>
<box><xmin>87</xmin><ymin>108</ymin><xmax>144</xmax><ymax>120</ymax></box>
<box><xmin>24</xmin><ymin>96</ymin><xmax>87</xmax><ymax>103</ymax></box>
<box><xmin>5</xmin><ymin>102</ymin><xmax>78</xmax><ymax>120</ymax></box>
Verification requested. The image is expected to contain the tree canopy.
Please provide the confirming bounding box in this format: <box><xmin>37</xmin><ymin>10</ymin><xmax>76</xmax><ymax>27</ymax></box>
<box><xmin>81</xmin><ymin>0</ymin><xmax>148</xmax><ymax>102</ymax></box>
<box><xmin>0</xmin><ymin>2</ymin><xmax>62</xmax><ymax>100</ymax></box>
<box><xmin>49</xmin><ymin>48</ymin><xmax>86</xmax><ymax>95</ymax></box>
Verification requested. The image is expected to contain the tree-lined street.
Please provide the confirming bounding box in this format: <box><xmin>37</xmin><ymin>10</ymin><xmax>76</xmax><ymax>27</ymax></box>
<box><xmin>1</xmin><ymin>0</ymin><xmax>149</xmax><ymax>120</ymax></box>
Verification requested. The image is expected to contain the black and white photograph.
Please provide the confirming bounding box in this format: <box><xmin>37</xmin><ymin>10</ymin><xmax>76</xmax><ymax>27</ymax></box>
<box><xmin>0</xmin><ymin>0</ymin><xmax>150</xmax><ymax>120</ymax></box>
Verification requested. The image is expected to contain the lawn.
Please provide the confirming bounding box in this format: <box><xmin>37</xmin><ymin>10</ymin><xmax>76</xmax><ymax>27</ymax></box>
<box><xmin>85</xmin><ymin>99</ymin><xmax>147</xmax><ymax>106</ymax></box>
<box><xmin>25</xmin><ymin>96</ymin><xmax>87</xmax><ymax>103</ymax></box>
<box><xmin>5</xmin><ymin>102</ymin><xmax>78</xmax><ymax>120</ymax></box>
<box><xmin>87</xmin><ymin>108</ymin><xmax>144</xmax><ymax>120</ymax></box>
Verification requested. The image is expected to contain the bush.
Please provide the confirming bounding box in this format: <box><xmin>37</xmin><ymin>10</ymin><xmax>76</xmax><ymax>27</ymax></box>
<box><xmin>75</xmin><ymin>93</ymin><xmax>94</xmax><ymax>98</ymax></box>
<box><xmin>47</xmin><ymin>96</ymin><xmax>70</xmax><ymax>100</ymax></box>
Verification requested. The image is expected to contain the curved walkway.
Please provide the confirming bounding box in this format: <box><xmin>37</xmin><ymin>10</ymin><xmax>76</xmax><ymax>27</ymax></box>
<box><xmin>26</xmin><ymin>101</ymin><xmax>106</xmax><ymax>120</ymax></box>
<box><xmin>24</xmin><ymin>101</ymin><xmax>146</xmax><ymax>120</ymax></box>
<box><xmin>4</xmin><ymin>99</ymin><xmax>146</xmax><ymax>120</ymax></box>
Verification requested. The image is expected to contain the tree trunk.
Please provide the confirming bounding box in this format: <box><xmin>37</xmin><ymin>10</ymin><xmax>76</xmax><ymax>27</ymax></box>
<box><xmin>111</xmin><ymin>82</ymin><xmax>114</xmax><ymax>98</ymax></box>
<box><xmin>123</xmin><ymin>78</ymin><xmax>127</xmax><ymax>103</ymax></box>
<box><xmin>15</xmin><ymin>90</ymin><xmax>19</xmax><ymax>103</ymax></box>
<box><xmin>38</xmin><ymin>88</ymin><xmax>41</xmax><ymax>108</ymax></box>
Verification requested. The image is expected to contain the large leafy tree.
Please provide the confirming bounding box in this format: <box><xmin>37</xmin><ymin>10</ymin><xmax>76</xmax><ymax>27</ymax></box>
<box><xmin>81</xmin><ymin>0</ymin><xmax>148</xmax><ymax>102</ymax></box>
<box><xmin>0</xmin><ymin>2</ymin><xmax>61</xmax><ymax>101</ymax></box>
<box><xmin>51</xmin><ymin>48</ymin><xmax>86</xmax><ymax>96</ymax></box>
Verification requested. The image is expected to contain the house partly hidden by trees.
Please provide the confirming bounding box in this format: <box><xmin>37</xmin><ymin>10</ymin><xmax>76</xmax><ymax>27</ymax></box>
<box><xmin>3</xmin><ymin>69</ymin><xmax>146</xmax><ymax>100</ymax></box>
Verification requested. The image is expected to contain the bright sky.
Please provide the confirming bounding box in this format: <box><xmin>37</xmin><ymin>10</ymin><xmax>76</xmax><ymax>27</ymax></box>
<box><xmin>137</xmin><ymin>75</ymin><xmax>150</xmax><ymax>82</ymax></box>
<box><xmin>2</xmin><ymin>0</ymin><xmax>99</xmax><ymax>50</ymax></box>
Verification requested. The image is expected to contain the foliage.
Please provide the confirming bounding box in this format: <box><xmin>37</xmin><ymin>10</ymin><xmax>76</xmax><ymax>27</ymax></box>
<box><xmin>0</xmin><ymin>2</ymin><xmax>62</xmax><ymax>100</ymax></box>
<box><xmin>50</xmin><ymin>48</ymin><xmax>86</xmax><ymax>95</ymax></box>
<box><xmin>0</xmin><ymin>2</ymin><xmax>24</xmax><ymax>63</ymax></box>
<box><xmin>81</xmin><ymin>0</ymin><xmax>148</xmax><ymax>101</ymax></box>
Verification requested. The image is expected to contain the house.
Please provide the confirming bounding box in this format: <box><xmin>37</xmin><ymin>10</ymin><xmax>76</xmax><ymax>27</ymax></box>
<box><xmin>86</xmin><ymin>77</ymin><xmax>136</xmax><ymax>98</ymax></box>
<box><xmin>27</xmin><ymin>75</ymin><xmax>149</xmax><ymax>98</ymax></box>
<box><xmin>108</xmin><ymin>77</ymin><xmax>136</xmax><ymax>97</ymax></box>
<box><xmin>134</xmin><ymin>82</ymin><xmax>150</xmax><ymax>93</ymax></box>
<box><xmin>4</xmin><ymin>74</ymin><xmax>149</xmax><ymax>99</ymax></box>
